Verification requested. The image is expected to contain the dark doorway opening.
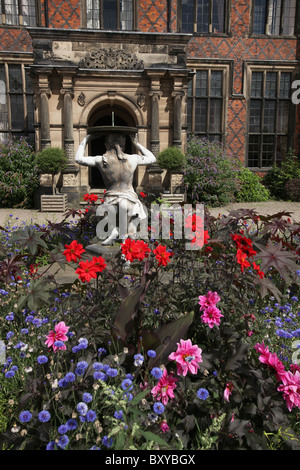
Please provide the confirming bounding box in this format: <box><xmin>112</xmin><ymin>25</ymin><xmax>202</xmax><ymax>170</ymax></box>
<box><xmin>89</xmin><ymin>112</ymin><xmax>134</xmax><ymax>189</ymax></box>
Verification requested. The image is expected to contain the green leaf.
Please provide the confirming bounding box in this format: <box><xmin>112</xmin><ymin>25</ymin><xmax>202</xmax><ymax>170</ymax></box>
<box><xmin>148</xmin><ymin>311</ymin><xmax>194</xmax><ymax>368</ymax></box>
<box><xmin>140</xmin><ymin>431</ymin><xmax>169</xmax><ymax>447</ymax></box>
<box><xmin>129</xmin><ymin>388</ymin><xmax>150</xmax><ymax>406</ymax></box>
<box><xmin>10</xmin><ymin>226</ymin><xmax>48</xmax><ymax>255</ymax></box>
<box><xmin>18</xmin><ymin>278</ymin><xmax>51</xmax><ymax>310</ymax></box>
<box><xmin>254</xmin><ymin>241</ymin><xmax>298</xmax><ymax>285</ymax></box>
<box><xmin>114</xmin><ymin>284</ymin><xmax>145</xmax><ymax>341</ymax></box>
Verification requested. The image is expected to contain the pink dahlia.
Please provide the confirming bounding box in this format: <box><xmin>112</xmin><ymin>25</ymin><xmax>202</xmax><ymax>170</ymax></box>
<box><xmin>45</xmin><ymin>321</ymin><xmax>69</xmax><ymax>352</ymax></box>
<box><xmin>277</xmin><ymin>370</ymin><xmax>300</xmax><ymax>412</ymax></box>
<box><xmin>201</xmin><ymin>305</ymin><xmax>224</xmax><ymax>329</ymax></box>
<box><xmin>198</xmin><ymin>291</ymin><xmax>221</xmax><ymax>311</ymax></box>
<box><xmin>151</xmin><ymin>369</ymin><xmax>178</xmax><ymax>405</ymax></box>
<box><xmin>168</xmin><ymin>339</ymin><xmax>202</xmax><ymax>377</ymax></box>
<box><xmin>254</xmin><ymin>342</ymin><xmax>285</xmax><ymax>378</ymax></box>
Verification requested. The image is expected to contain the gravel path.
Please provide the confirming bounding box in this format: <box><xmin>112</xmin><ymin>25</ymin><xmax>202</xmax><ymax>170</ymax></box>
<box><xmin>0</xmin><ymin>200</ymin><xmax>300</xmax><ymax>228</ymax></box>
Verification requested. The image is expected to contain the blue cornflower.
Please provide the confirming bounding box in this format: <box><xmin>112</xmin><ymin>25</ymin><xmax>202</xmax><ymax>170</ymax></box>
<box><xmin>58</xmin><ymin>378</ymin><xmax>69</xmax><ymax>388</ymax></box>
<box><xmin>38</xmin><ymin>410</ymin><xmax>51</xmax><ymax>423</ymax></box>
<box><xmin>291</xmin><ymin>296</ymin><xmax>299</xmax><ymax>302</ymax></box>
<box><xmin>94</xmin><ymin>371</ymin><xmax>107</xmax><ymax>381</ymax></box>
<box><xmin>64</xmin><ymin>372</ymin><xmax>76</xmax><ymax>382</ymax></box>
<box><xmin>57</xmin><ymin>435</ymin><xmax>69</xmax><ymax>449</ymax></box>
<box><xmin>154</xmin><ymin>308</ymin><xmax>160</xmax><ymax>315</ymax></box>
<box><xmin>83</xmin><ymin>392</ymin><xmax>93</xmax><ymax>403</ymax></box>
<box><xmin>134</xmin><ymin>354</ymin><xmax>144</xmax><ymax>366</ymax></box>
<box><xmin>54</xmin><ymin>340</ymin><xmax>65</xmax><ymax>348</ymax></box>
<box><xmin>75</xmin><ymin>366</ymin><xmax>85</xmax><ymax>376</ymax></box>
<box><xmin>121</xmin><ymin>378</ymin><xmax>133</xmax><ymax>391</ymax></box>
<box><xmin>78</xmin><ymin>338</ymin><xmax>88</xmax><ymax>349</ymax></box>
<box><xmin>123</xmin><ymin>392</ymin><xmax>133</xmax><ymax>401</ymax></box>
<box><xmin>32</xmin><ymin>318</ymin><xmax>42</xmax><ymax>327</ymax></box>
<box><xmin>85</xmin><ymin>410</ymin><xmax>97</xmax><ymax>422</ymax></box>
<box><xmin>107</xmin><ymin>368</ymin><xmax>118</xmax><ymax>377</ymax></box>
<box><xmin>5</xmin><ymin>370</ymin><xmax>15</xmax><ymax>378</ymax></box>
<box><xmin>66</xmin><ymin>419</ymin><xmax>77</xmax><ymax>430</ymax></box>
<box><xmin>147</xmin><ymin>350</ymin><xmax>156</xmax><ymax>358</ymax></box>
<box><xmin>20</xmin><ymin>328</ymin><xmax>29</xmax><ymax>335</ymax></box>
<box><xmin>77</xmin><ymin>402</ymin><xmax>88</xmax><ymax>416</ymax></box>
<box><xmin>151</xmin><ymin>367</ymin><xmax>163</xmax><ymax>379</ymax></box>
<box><xmin>37</xmin><ymin>355</ymin><xmax>48</xmax><ymax>364</ymax></box>
<box><xmin>93</xmin><ymin>362</ymin><xmax>103</xmax><ymax>371</ymax></box>
<box><xmin>114</xmin><ymin>410</ymin><xmax>123</xmax><ymax>420</ymax></box>
<box><xmin>46</xmin><ymin>441</ymin><xmax>56</xmax><ymax>450</ymax></box>
<box><xmin>19</xmin><ymin>410</ymin><xmax>32</xmax><ymax>423</ymax></box>
<box><xmin>197</xmin><ymin>388</ymin><xmax>209</xmax><ymax>401</ymax></box>
<box><xmin>77</xmin><ymin>361</ymin><xmax>89</xmax><ymax>370</ymax></box>
<box><xmin>153</xmin><ymin>402</ymin><xmax>164</xmax><ymax>415</ymax></box>
<box><xmin>90</xmin><ymin>445</ymin><xmax>101</xmax><ymax>450</ymax></box>
<box><xmin>98</xmin><ymin>347</ymin><xmax>107</xmax><ymax>356</ymax></box>
<box><xmin>6</xmin><ymin>314</ymin><xmax>14</xmax><ymax>321</ymax></box>
<box><xmin>102</xmin><ymin>435</ymin><xmax>113</xmax><ymax>448</ymax></box>
<box><xmin>6</xmin><ymin>331</ymin><xmax>14</xmax><ymax>339</ymax></box>
<box><xmin>58</xmin><ymin>424</ymin><xmax>68</xmax><ymax>434</ymax></box>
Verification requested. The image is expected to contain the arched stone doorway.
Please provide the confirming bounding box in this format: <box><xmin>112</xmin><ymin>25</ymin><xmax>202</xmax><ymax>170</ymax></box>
<box><xmin>88</xmin><ymin>105</ymin><xmax>137</xmax><ymax>189</ymax></box>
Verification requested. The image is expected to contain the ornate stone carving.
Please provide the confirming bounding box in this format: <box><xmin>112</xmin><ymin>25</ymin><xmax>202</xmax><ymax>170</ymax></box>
<box><xmin>77</xmin><ymin>92</ymin><xmax>86</xmax><ymax>106</ymax></box>
<box><xmin>78</xmin><ymin>48</ymin><xmax>144</xmax><ymax>70</ymax></box>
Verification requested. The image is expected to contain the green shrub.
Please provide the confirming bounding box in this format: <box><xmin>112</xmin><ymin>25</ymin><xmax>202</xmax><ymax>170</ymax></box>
<box><xmin>263</xmin><ymin>150</ymin><xmax>300</xmax><ymax>200</ymax></box>
<box><xmin>183</xmin><ymin>137</ymin><xmax>241</xmax><ymax>207</ymax></box>
<box><xmin>285</xmin><ymin>178</ymin><xmax>300</xmax><ymax>202</ymax></box>
<box><xmin>0</xmin><ymin>137</ymin><xmax>39</xmax><ymax>208</ymax></box>
<box><xmin>157</xmin><ymin>147</ymin><xmax>186</xmax><ymax>171</ymax></box>
<box><xmin>35</xmin><ymin>147</ymin><xmax>68</xmax><ymax>195</ymax></box>
<box><xmin>235</xmin><ymin>167</ymin><xmax>270</xmax><ymax>202</ymax></box>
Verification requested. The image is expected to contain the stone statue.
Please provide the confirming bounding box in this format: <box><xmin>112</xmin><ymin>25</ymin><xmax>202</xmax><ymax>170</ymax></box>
<box><xmin>75</xmin><ymin>132</ymin><xmax>156</xmax><ymax>245</ymax></box>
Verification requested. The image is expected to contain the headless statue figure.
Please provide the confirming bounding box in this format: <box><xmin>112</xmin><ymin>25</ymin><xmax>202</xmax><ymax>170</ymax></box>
<box><xmin>75</xmin><ymin>133</ymin><xmax>156</xmax><ymax>245</ymax></box>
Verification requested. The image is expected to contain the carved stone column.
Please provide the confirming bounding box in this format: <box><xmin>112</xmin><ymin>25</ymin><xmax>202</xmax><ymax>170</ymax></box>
<box><xmin>59</xmin><ymin>72</ymin><xmax>79</xmax><ymax>208</ymax></box>
<box><xmin>148</xmin><ymin>73</ymin><xmax>163</xmax><ymax>156</ymax></box>
<box><xmin>38</xmin><ymin>74</ymin><xmax>51</xmax><ymax>150</ymax></box>
<box><xmin>170</xmin><ymin>74</ymin><xmax>185</xmax><ymax>149</ymax></box>
<box><xmin>147</xmin><ymin>71</ymin><xmax>164</xmax><ymax>196</ymax></box>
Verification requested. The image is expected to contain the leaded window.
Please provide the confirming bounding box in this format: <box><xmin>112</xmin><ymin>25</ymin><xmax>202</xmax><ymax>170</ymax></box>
<box><xmin>180</xmin><ymin>0</ymin><xmax>226</xmax><ymax>34</ymax></box>
<box><xmin>86</xmin><ymin>0</ymin><xmax>134</xmax><ymax>30</ymax></box>
<box><xmin>0</xmin><ymin>0</ymin><xmax>37</xmax><ymax>26</ymax></box>
<box><xmin>0</xmin><ymin>63</ymin><xmax>34</xmax><ymax>143</ymax></box>
<box><xmin>252</xmin><ymin>0</ymin><xmax>296</xmax><ymax>36</ymax></box>
<box><xmin>187</xmin><ymin>69</ymin><xmax>224</xmax><ymax>142</ymax></box>
<box><xmin>248</xmin><ymin>71</ymin><xmax>293</xmax><ymax>168</ymax></box>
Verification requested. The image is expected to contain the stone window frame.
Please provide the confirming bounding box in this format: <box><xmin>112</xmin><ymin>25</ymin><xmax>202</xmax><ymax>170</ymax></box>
<box><xmin>177</xmin><ymin>0</ymin><xmax>230</xmax><ymax>35</ymax></box>
<box><xmin>245</xmin><ymin>63</ymin><xmax>297</xmax><ymax>169</ymax></box>
<box><xmin>0</xmin><ymin>0</ymin><xmax>40</xmax><ymax>26</ymax></box>
<box><xmin>81</xmin><ymin>0</ymin><xmax>137</xmax><ymax>31</ymax></box>
<box><xmin>0</xmin><ymin>59</ymin><xmax>35</xmax><ymax>143</ymax></box>
<box><xmin>185</xmin><ymin>62</ymin><xmax>230</xmax><ymax>144</ymax></box>
<box><xmin>250</xmin><ymin>0</ymin><xmax>299</xmax><ymax>37</ymax></box>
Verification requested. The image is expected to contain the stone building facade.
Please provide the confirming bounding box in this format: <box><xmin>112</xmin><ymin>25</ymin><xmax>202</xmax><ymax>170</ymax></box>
<box><xmin>0</xmin><ymin>1</ymin><xmax>299</xmax><ymax>206</ymax></box>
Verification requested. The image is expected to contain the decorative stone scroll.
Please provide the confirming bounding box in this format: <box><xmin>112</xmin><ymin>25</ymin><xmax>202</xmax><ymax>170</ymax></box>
<box><xmin>78</xmin><ymin>48</ymin><xmax>144</xmax><ymax>70</ymax></box>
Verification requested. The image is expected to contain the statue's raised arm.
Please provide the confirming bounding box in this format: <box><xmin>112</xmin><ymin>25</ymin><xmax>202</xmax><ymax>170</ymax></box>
<box><xmin>75</xmin><ymin>135</ymin><xmax>102</xmax><ymax>167</ymax></box>
<box><xmin>130</xmin><ymin>134</ymin><xmax>156</xmax><ymax>165</ymax></box>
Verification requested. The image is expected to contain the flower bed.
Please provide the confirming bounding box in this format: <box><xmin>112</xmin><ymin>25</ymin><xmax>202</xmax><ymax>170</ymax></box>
<box><xmin>0</xmin><ymin>198</ymin><xmax>299</xmax><ymax>451</ymax></box>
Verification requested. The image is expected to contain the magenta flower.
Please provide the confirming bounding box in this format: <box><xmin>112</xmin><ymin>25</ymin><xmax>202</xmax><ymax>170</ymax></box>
<box><xmin>224</xmin><ymin>382</ymin><xmax>234</xmax><ymax>402</ymax></box>
<box><xmin>277</xmin><ymin>370</ymin><xmax>300</xmax><ymax>412</ymax></box>
<box><xmin>198</xmin><ymin>291</ymin><xmax>220</xmax><ymax>311</ymax></box>
<box><xmin>45</xmin><ymin>321</ymin><xmax>70</xmax><ymax>352</ymax></box>
<box><xmin>254</xmin><ymin>342</ymin><xmax>285</xmax><ymax>378</ymax></box>
<box><xmin>151</xmin><ymin>369</ymin><xmax>178</xmax><ymax>405</ymax></box>
<box><xmin>168</xmin><ymin>339</ymin><xmax>202</xmax><ymax>377</ymax></box>
<box><xmin>201</xmin><ymin>305</ymin><xmax>224</xmax><ymax>328</ymax></box>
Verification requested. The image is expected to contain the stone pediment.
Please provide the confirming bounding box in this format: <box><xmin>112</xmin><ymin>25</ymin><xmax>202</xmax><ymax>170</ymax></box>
<box><xmin>78</xmin><ymin>48</ymin><xmax>144</xmax><ymax>70</ymax></box>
